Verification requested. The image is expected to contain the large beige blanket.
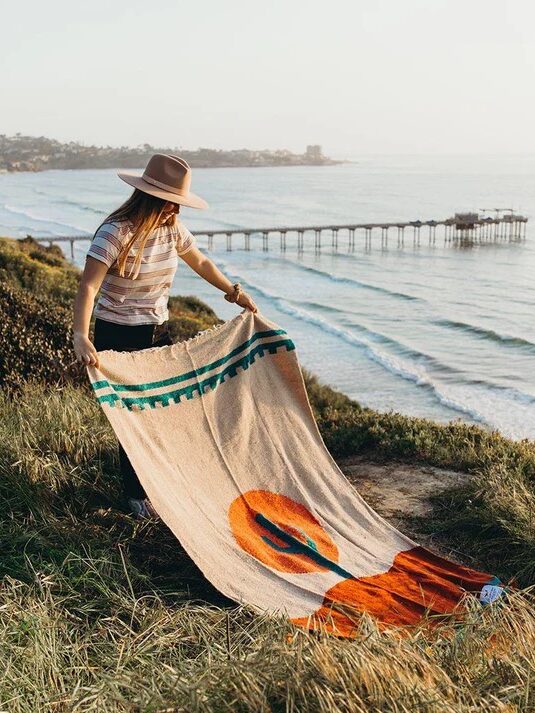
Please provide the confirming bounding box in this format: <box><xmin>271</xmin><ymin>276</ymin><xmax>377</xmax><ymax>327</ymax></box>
<box><xmin>87</xmin><ymin>309</ymin><xmax>503</xmax><ymax>637</ymax></box>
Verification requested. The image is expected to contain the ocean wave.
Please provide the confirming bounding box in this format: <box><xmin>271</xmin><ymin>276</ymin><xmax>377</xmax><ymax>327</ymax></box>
<box><xmin>478</xmin><ymin>383</ymin><xmax>535</xmax><ymax>406</ymax></box>
<box><xmin>299</xmin><ymin>299</ymin><xmax>464</xmax><ymax>376</ymax></box>
<box><xmin>50</xmin><ymin>198</ymin><xmax>104</xmax><ymax>216</ymax></box>
<box><xmin>430</xmin><ymin>384</ymin><xmax>535</xmax><ymax>440</ymax></box>
<box><xmin>212</xmin><ymin>258</ymin><xmax>490</xmax><ymax>424</ymax></box>
<box><xmin>276</xmin><ymin>259</ymin><xmax>423</xmax><ymax>302</ymax></box>
<box><xmin>305</xmin><ymin>302</ymin><xmax>535</xmax><ymax>405</ymax></box>
<box><xmin>1</xmin><ymin>204</ymin><xmax>92</xmax><ymax>236</ymax></box>
<box><xmin>0</xmin><ymin>224</ymin><xmax>59</xmax><ymax>239</ymax></box>
<box><xmin>436</xmin><ymin>318</ymin><xmax>535</xmax><ymax>351</ymax></box>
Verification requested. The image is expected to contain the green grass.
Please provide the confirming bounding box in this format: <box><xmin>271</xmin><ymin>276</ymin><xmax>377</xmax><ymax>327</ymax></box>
<box><xmin>1</xmin><ymin>381</ymin><xmax>534</xmax><ymax>711</ymax></box>
<box><xmin>1</xmin><ymin>236</ymin><xmax>534</xmax><ymax>710</ymax></box>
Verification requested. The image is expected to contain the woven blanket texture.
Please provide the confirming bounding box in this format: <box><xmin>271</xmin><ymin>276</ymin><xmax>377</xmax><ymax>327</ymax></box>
<box><xmin>87</xmin><ymin>308</ymin><xmax>502</xmax><ymax>637</ymax></box>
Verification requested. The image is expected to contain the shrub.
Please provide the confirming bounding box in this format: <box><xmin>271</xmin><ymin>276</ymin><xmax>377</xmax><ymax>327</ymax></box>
<box><xmin>0</xmin><ymin>282</ymin><xmax>86</xmax><ymax>391</ymax></box>
<box><xmin>167</xmin><ymin>294</ymin><xmax>223</xmax><ymax>341</ymax></box>
<box><xmin>168</xmin><ymin>294</ymin><xmax>221</xmax><ymax>323</ymax></box>
<box><xmin>0</xmin><ymin>236</ymin><xmax>79</xmax><ymax>307</ymax></box>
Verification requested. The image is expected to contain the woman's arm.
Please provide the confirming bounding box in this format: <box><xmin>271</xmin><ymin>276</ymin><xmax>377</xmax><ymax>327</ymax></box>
<box><xmin>179</xmin><ymin>246</ymin><xmax>258</xmax><ymax>313</ymax></box>
<box><xmin>73</xmin><ymin>256</ymin><xmax>109</xmax><ymax>368</ymax></box>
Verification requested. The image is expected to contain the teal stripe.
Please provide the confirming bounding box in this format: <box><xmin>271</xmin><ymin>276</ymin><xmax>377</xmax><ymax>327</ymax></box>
<box><xmin>96</xmin><ymin>338</ymin><xmax>295</xmax><ymax>410</ymax></box>
<box><xmin>92</xmin><ymin>328</ymin><xmax>287</xmax><ymax>393</ymax></box>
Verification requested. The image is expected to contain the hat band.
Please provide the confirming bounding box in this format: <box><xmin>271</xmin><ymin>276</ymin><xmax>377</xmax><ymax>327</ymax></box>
<box><xmin>142</xmin><ymin>172</ymin><xmax>190</xmax><ymax>197</ymax></box>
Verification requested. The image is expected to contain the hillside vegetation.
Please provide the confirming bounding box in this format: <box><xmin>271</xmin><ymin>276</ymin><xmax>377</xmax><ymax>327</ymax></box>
<box><xmin>0</xmin><ymin>236</ymin><xmax>534</xmax><ymax>711</ymax></box>
<box><xmin>0</xmin><ymin>133</ymin><xmax>340</xmax><ymax>172</ymax></box>
<box><xmin>0</xmin><ymin>236</ymin><xmax>221</xmax><ymax>391</ymax></box>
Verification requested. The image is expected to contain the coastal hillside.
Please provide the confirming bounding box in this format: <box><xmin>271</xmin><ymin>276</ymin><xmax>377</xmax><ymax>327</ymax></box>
<box><xmin>0</xmin><ymin>236</ymin><xmax>222</xmax><ymax>391</ymax></box>
<box><xmin>0</xmin><ymin>237</ymin><xmax>534</xmax><ymax>710</ymax></box>
<box><xmin>0</xmin><ymin>133</ymin><xmax>343</xmax><ymax>172</ymax></box>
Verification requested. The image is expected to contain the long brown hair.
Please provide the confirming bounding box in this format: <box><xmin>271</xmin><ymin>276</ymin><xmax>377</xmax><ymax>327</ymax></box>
<box><xmin>94</xmin><ymin>188</ymin><xmax>175</xmax><ymax>279</ymax></box>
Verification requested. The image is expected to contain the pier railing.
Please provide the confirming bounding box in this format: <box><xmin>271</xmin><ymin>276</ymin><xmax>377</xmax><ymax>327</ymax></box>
<box><xmin>29</xmin><ymin>213</ymin><xmax>528</xmax><ymax>258</ymax></box>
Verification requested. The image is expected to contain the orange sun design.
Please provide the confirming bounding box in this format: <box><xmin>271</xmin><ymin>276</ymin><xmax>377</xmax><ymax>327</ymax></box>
<box><xmin>228</xmin><ymin>490</ymin><xmax>339</xmax><ymax>574</ymax></box>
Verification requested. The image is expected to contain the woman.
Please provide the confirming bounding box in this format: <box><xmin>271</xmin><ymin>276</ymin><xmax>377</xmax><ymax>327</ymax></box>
<box><xmin>73</xmin><ymin>153</ymin><xmax>258</xmax><ymax>520</ymax></box>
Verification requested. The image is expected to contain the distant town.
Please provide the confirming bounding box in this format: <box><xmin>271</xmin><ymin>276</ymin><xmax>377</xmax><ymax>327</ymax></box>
<box><xmin>0</xmin><ymin>134</ymin><xmax>346</xmax><ymax>173</ymax></box>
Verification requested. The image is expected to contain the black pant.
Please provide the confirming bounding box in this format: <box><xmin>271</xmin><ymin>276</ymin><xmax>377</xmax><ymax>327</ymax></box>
<box><xmin>93</xmin><ymin>317</ymin><xmax>173</xmax><ymax>499</ymax></box>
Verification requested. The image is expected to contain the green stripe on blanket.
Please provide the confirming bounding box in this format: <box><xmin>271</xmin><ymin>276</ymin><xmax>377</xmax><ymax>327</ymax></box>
<box><xmin>91</xmin><ymin>329</ymin><xmax>287</xmax><ymax>393</ymax></box>
<box><xmin>92</xmin><ymin>333</ymin><xmax>295</xmax><ymax>411</ymax></box>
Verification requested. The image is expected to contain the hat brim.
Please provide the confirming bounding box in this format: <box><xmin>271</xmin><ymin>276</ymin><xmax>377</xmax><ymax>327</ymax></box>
<box><xmin>117</xmin><ymin>171</ymin><xmax>208</xmax><ymax>210</ymax></box>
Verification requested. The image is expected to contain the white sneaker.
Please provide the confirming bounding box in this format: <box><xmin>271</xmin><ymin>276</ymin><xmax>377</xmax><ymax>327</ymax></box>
<box><xmin>128</xmin><ymin>497</ymin><xmax>160</xmax><ymax>521</ymax></box>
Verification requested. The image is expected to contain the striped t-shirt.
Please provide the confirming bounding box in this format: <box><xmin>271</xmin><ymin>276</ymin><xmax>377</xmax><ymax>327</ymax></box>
<box><xmin>86</xmin><ymin>218</ymin><xmax>196</xmax><ymax>326</ymax></box>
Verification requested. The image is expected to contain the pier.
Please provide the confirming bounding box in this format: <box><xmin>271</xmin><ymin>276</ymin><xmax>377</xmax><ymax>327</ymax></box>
<box><xmin>31</xmin><ymin>211</ymin><xmax>528</xmax><ymax>258</ymax></box>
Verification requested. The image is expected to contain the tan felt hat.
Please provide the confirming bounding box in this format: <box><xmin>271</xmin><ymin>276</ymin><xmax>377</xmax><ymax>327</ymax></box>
<box><xmin>117</xmin><ymin>153</ymin><xmax>208</xmax><ymax>209</ymax></box>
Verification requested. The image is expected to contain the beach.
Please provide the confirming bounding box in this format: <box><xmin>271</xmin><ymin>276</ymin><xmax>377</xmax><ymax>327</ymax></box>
<box><xmin>1</xmin><ymin>154</ymin><xmax>534</xmax><ymax>438</ymax></box>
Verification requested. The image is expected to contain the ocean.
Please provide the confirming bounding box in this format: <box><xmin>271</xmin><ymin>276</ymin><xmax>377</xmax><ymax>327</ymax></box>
<box><xmin>1</xmin><ymin>155</ymin><xmax>534</xmax><ymax>439</ymax></box>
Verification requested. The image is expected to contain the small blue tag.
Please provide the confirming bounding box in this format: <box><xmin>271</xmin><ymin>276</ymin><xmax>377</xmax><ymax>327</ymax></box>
<box><xmin>480</xmin><ymin>576</ymin><xmax>506</xmax><ymax>605</ymax></box>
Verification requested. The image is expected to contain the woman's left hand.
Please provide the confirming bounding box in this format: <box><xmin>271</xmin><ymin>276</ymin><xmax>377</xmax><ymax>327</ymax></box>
<box><xmin>236</xmin><ymin>290</ymin><xmax>258</xmax><ymax>313</ymax></box>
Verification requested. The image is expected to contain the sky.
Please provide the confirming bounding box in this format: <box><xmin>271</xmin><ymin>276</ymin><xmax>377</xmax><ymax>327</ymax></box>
<box><xmin>1</xmin><ymin>0</ymin><xmax>534</xmax><ymax>156</ymax></box>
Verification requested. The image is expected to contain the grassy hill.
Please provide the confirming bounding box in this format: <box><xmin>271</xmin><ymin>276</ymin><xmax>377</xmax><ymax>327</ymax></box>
<box><xmin>0</xmin><ymin>236</ymin><xmax>533</xmax><ymax>711</ymax></box>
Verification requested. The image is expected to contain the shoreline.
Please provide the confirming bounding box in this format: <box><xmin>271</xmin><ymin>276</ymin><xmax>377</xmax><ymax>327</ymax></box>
<box><xmin>0</xmin><ymin>160</ymin><xmax>353</xmax><ymax>176</ymax></box>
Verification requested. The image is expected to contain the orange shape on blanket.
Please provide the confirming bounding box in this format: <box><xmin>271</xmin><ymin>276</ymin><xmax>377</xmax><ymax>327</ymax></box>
<box><xmin>290</xmin><ymin>545</ymin><xmax>495</xmax><ymax>638</ymax></box>
<box><xmin>228</xmin><ymin>490</ymin><xmax>339</xmax><ymax>574</ymax></box>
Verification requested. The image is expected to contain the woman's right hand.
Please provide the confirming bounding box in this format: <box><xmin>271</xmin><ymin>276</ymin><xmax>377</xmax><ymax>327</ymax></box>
<box><xmin>73</xmin><ymin>332</ymin><xmax>100</xmax><ymax>368</ymax></box>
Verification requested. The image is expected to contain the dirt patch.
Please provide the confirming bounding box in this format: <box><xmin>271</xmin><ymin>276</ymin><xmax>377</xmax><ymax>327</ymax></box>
<box><xmin>338</xmin><ymin>455</ymin><xmax>472</xmax><ymax>557</ymax></box>
<box><xmin>337</xmin><ymin>456</ymin><xmax>481</xmax><ymax>569</ymax></box>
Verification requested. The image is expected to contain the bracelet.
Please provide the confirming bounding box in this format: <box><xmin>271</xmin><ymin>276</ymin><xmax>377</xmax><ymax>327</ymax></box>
<box><xmin>224</xmin><ymin>282</ymin><xmax>243</xmax><ymax>303</ymax></box>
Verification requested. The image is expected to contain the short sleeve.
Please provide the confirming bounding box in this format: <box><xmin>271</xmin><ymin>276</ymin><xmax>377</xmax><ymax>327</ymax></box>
<box><xmin>86</xmin><ymin>222</ymin><xmax>124</xmax><ymax>268</ymax></box>
<box><xmin>175</xmin><ymin>221</ymin><xmax>196</xmax><ymax>255</ymax></box>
